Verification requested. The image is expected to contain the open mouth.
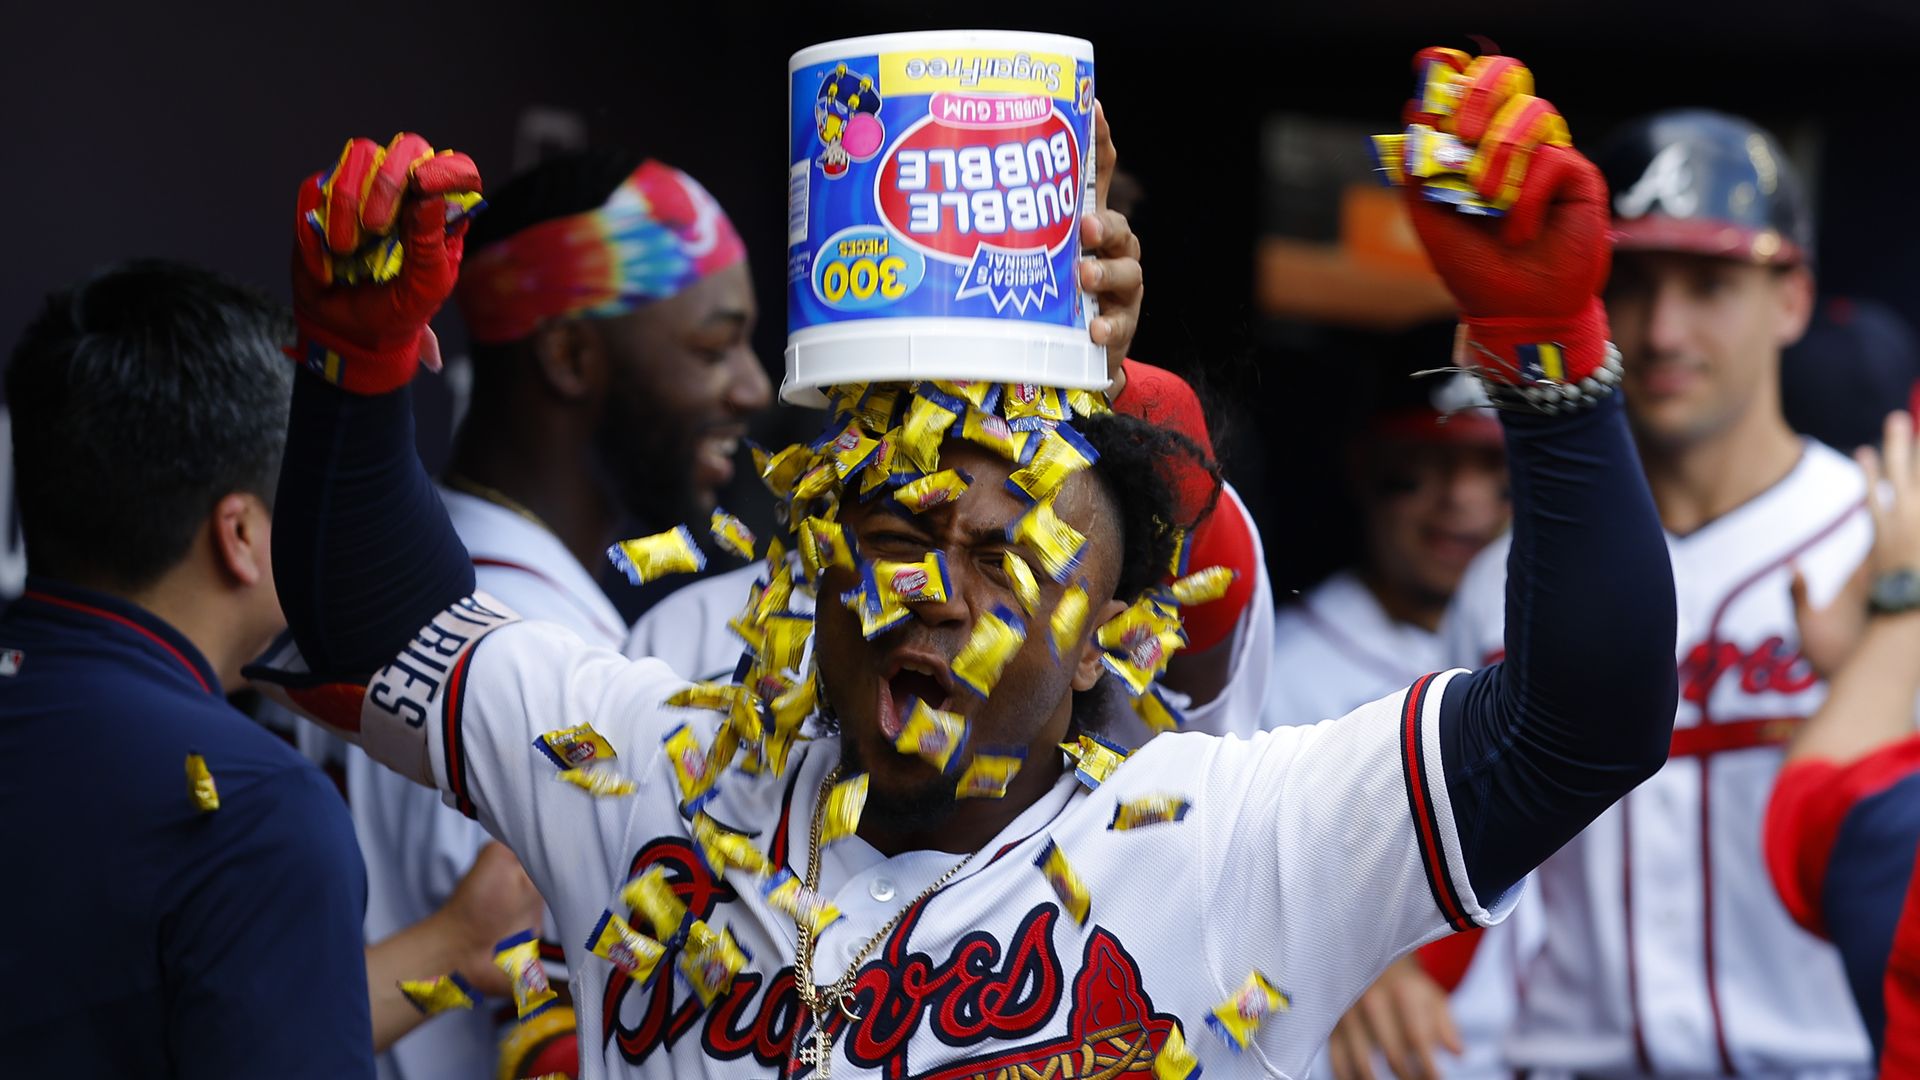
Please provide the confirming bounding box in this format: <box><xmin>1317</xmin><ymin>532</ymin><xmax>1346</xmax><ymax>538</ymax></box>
<box><xmin>878</xmin><ymin>657</ymin><xmax>956</xmax><ymax>741</ymax></box>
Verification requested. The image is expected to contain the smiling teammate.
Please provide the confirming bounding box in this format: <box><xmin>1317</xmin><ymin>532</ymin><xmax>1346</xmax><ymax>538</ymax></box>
<box><xmin>263</xmin><ymin>48</ymin><xmax>1678</xmax><ymax>1078</ymax></box>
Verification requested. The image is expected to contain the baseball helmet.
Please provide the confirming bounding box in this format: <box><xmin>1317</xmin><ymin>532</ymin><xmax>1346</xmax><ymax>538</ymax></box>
<box><xmin>1595</xmin><ymin>109</ymin><xmax>1812</xmax><ymax>266</ymax></box>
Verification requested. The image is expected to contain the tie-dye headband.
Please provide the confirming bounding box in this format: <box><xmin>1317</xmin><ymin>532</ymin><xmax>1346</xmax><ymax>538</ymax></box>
<box><xmin>455</xmin><ymin>159</ymin><xmax>746</xmax><ymax>345</ymax></box>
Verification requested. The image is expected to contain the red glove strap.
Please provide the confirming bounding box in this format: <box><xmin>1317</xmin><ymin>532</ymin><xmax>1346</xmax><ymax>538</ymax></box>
<box><xmin>289</xmin><ymin>321</ymin><xmax>426</xmax><ymax>396</ymax></box>
<box><xmin>1465</xmin><ymin>296</ymin><xmax>1609</xmax><ymax>387</ymax></box>
<box><xmin>1110</xmin><ymin>359</ymin><xmax>1257</xmax><ymax>654</ymax></box>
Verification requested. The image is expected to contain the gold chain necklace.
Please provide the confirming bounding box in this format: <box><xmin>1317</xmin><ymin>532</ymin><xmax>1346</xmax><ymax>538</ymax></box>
<box><xmin>443</xmin><ymin>473</ymin><xmax>555</xmax><ymax>535</ymax></box>
<box><xmin>791</xmin><ymin>766</ymin><xmax>976</xmax><ymax>1077</ymax></box>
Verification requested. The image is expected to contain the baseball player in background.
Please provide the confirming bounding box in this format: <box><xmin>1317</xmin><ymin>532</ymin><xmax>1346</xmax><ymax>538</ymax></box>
<box><xmin>1262</xmin><ymin>358</ymin><xmax>1539</xmax><ymax>1080</ymax></box>
<box><xmin>261</xmin><ymin>49</ymin><xmax>1679</xmax><ymax>1079</ymax></box>
<box><xmin>1442</xmin><ymin>110</ymin><xmax>1878</xmax><ymax>1076</ymax></box>
<box><xmin>1767</xmin><ymin>408</ymin><xmax>1920</xmax><ymax>1076</ymax></box>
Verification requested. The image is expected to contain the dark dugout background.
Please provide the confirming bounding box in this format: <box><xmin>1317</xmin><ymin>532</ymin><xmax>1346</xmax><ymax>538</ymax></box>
<box><xmin>4</xmin><ymin>1</ymin><xmax>1917</xmax><ymax>612</ymax></box>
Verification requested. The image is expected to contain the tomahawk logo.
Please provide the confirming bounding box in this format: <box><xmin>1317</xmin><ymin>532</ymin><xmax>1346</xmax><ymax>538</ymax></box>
<box><xmin>1615</xmin><ymin>142</ymin><xmax>1699</xmax><ymax>219</ymax></box>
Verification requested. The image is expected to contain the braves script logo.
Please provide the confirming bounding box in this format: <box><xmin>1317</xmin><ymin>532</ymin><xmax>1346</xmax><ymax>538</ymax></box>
<box><xmin>603</xmin><ymin>839</ymin><xmax>1177</xmax><ymax>1077</ymax></box>
<box><xmin>1678</xmin><ymin>634</ymin><xmax>1816</xmax><ymax>705</ymax></box>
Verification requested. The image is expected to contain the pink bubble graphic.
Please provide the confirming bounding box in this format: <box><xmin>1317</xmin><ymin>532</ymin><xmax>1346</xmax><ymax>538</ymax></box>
<box><xmin>842</xmin><ymin>113</ymin><xmax>884</xmax><ymax>160</ymax></box>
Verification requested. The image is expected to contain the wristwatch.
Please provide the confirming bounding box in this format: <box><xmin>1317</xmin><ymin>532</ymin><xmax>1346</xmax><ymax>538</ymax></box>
<box><xmin>1869</xmin><ymin>567</ymin><xmax>1920</xmax><ymax>615</ymax></box>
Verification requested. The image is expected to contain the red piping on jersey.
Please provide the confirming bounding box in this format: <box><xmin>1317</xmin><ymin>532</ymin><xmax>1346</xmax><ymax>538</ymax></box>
<box><xmin>23</xmin><ymin>589</ymin><xmax>212</xmax><ymax>693</ymax></box>
<box><xmin>471</xmin><ymin>556</ymin><xmax>625</xmax><ymax>643</ymax></box>
<box><xmin>1399</xmin><ymin>673</ymin><xmax>1474</xmax><ymax>932</ymax></box>
<box><xmin>1294</xmin><ymin>599</ymin><xmax>1419</xmax><ymax>687</ymax></box>
<box><xmin>443</xmin><ymin>646</ymin><xmax>477</xmax><ymax>819</ymax></box>
<box><xmin>1626</xmin><ymin>498</ymin><xmax>1864</xmax><ymax>1076</ymax></box>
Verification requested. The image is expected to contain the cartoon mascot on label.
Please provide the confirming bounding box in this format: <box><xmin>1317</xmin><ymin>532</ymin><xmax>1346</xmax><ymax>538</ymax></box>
<box><xmin>815</xmin><ymin>63</ymin><xmax>884</xmax><ymax>179</ymax></box>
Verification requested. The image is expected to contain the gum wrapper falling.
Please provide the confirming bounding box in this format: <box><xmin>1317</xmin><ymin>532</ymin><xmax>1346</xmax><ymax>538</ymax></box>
<box><xmin>607</xmin><ymin>525</ymin><xmax>706</xmax><ymax>585</ymax></box>
<box><xmin>492</xmin><ymin>930</ymin><xmax>558</xmax><ymax>1020</ymax></box>
<box><xmin>399</xmin><ymin>972</ymin><xmax>479</xmax><ymax>1015</ymax></box>
<box><xmin>587</xmin><ymin>909</ymin><xmax>666</xmax><ymax>983</ymax></box>
<box><xmin>1207</xmin><ymin>970</ymin><xmax>1290</xmax><ymax>1052</ymax></box>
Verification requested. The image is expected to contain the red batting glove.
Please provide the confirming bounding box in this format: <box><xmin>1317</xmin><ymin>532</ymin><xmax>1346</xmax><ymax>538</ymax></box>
<box><xmin>1398</xmin><ymin>51</ymin><xmax>1614</xmax><ymax>398</ymax></box>
<box><xmin>290</xmin><ymin>133</ymin><xmax>482</xmax><ymax>395</ymax></box>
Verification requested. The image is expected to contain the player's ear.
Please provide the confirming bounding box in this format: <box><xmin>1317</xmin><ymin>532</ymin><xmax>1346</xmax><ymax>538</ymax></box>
<box><xmin>529</xmin><ymin>318</ymin><xmax>605</xmax><ymax>402</ymax></box>
<box><xmin>1072</xmin><ymin>597</ymin><xmax>1130</xmax><ymax>691</ymax></box>
<box><xmin>1771</xmin><ymin>265</ymin><xmax>1815</xmax><ymax>349</ymax></box>
<box><xmin>209</xmin><ymin>491</ymin><xmax>271</xmax><ymax>589</ymax></box>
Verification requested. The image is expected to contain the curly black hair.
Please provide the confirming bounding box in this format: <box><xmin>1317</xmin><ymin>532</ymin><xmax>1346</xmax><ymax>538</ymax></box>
<box><xmin>1069</xmin><ymin>410</ymin><xmax>1223</xmax><ymax>734</ymax></box>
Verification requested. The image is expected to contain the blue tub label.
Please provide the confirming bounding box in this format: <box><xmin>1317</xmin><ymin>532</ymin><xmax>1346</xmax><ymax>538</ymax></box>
<box><xmin>789</xmin><ymin>45</ymin><xmax>1096</xmax><ymax>335</ymax></box>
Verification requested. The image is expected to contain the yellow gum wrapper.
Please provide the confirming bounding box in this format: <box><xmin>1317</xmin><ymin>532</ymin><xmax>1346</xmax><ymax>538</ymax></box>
<box><xmin>959</xmin><ymin>406</ymin><xmax>1029</xmax><ymax>461</ymax></box>
<box><xmin>760</xmin><ymin>614</ymin><xmax>812</xmax><ymax>675</ymax></box>
<box><xmin>801</xmin><ymin>516</ymin><xmax>858</xmax><ymax>577</ymax></box>
<box><xmin>956</xmin><ymin>749</ymin><xmax>1027</xmax><ymax>799</ymax></box>
<box><xmin>668</xmin><ymin>681</ymin><xmax>741</xmax><ymax>715</ymax></box>
<box><xmin>556</xmin><ymin>767</ymin><xmax>638</xmax><ymax>797</ymax></box>
<box><xmin>1003</xmin><ymin>382</ymin><xmax>1067</xmax><ymax>425</ymax></box>
<box><xmin>769</xmin><ymin>673</ymin><xmax>818</xmax><ymax>736</ymax></box>
<box><xmin>399</xmin><ymin>972</ymin><xmax>479</xmax><ymax>1015</ymax></box>
<box><xmin>1153</xmin><ymin>1022</ymin><xmax>1202</xmax><ymax>1080</ymax></box>
<box><xmin>1048</xmin><ymin>580</ymin><xmax>1092</xmax><ymax>662</ymax></box>
<box><xmin>1132</xmin><ymin>686</ymin><xmax>1187</xmax><ymax>735</ymax></box>
<box><xmin>754</xmin><ymin>565</ymin><xmax>798</xmax><ymax>625</ymax></box>
<box><xmin>933</xmin><ymin>379</ymin><xmax>995</xmax><ymax>409</ymax></box>
<box><xmin>793</xmin><ymin>461</ymin><xmax>840</xmax><ymax>503</ymax></box>
<box><xmin>1006</xmin><ymin>424</ymin><xmax>1098</xmax><ymax>504</ymax></box>
<box><xmin>709</xmin><ymin>509</ymin><xmax>757</xmax><ymax>561</ymax></box>
<box><xmin>725</xmin><ymin>684</ymin><xmax>765</xmax><ymax>743</ymax></box>
<box><xmin>756</xmin><ymin>443</ymin><xmax>814</xmax><ymax>499</ymax></box>
<box><xmin>952</xmin><ymin>604</ymin><xmax>1027</xmax><ymax>698</ymax></box>
<box><xmin>847</xmin><ymin>577</ymin><xmax>913</xmax><ymax>639</ymax></box>
<box><xmin>824</xmin><ymin>420</ymin><xmax>881</xmax><ymax>481</ymax></box>
<box><xmin>185</xmin><ymin>752</ymin><xmax>219</xmax><ymax>812</ymax></box>
<box><xmin>620</xmin><ymin>865</ymin><xmax>689</xmax><ymax>940</ymax></box>
<box><xmin>1008</xmin><ymin>496</ymin><xmax>1088</xmax><ymax>583</ymax></box>
<box><xmin>534</xmin><ymin>721</ymin><xmax>617</xmax><ymax>770</ymax></box>
<box><xmin>1060</xmin><ymin>733</ymin><xmax>1130</xmax><ymax>790</ymax></box>
<box><xmin>825</xmin><ymin>381</ymin><xmax>869</xmax><ymax>418</ymax></box>
<box><xmin>1004</xmin><ymin>551</ymin><xmax>1042</xmax><ymax>616</ymax></box>
<box><xmin>664</xmin><ymin>723</ymin><xmax>721</xmax><ymax>809</ymax></box>
<box><xmin>874</xmin><ymin>551</ymin><xmax>951</xmax><ymax>606</ymax></box>
<box><xmin>1109</xmin><ymin>794</ymin><xmax>1192</xmax><ymax>831</ymax></box>
<box><xmin>1096</xmin><ymin>603</ymin><xmax>1187</xmax><ymax>696</ymax></box>
<box><xmin>1206</xmin><ymin>970</ymin><xmax>1291</xmax><ymax>1052</ymax></box>
<box><xmin>763</xmin><ymin>720</ymin><xmax>801</xmax><ymax>777</ymax></box>
<box><xmin>678</xmin><ymin>919</ymin><xmax>749</xmax><ymax>1006</ymax></box>
<box><xmin>861</xmin><ymin>428</ymin><xmax>912</xmax><ymax>496</ymax></box>
<box><xmin>587</xmin><ymin>910</ymin><xmax>666</xmax><ymax>984</ymax></box>
<box><xmin>1066</xmin><ymin>387</ymin><xmax>1111</xmax><ymax>418</ymax></box>
<box><xmin>1033</xmin><ymin>837</ymin><xmax>1091</xmax><ymax>925</ymax></box>
<box><xmin>895</xmin><ymin>698</ymin><xmax>968</xmax><ymax>773</ymax></box>
<box><xmin>492</xmin><ymin>930</ymin><xmax>557</xmax><ymax>1019</ymax></box>
<box><xmin>763</xmin><ymin>870</ymin><xmax>843</xmax><ymax>935</ymax></box>
<box><xmin>691</xmin><ymin>814</ymin><xmax>774</xmax><ymax>881</ymax></box>
<box><xmin>894</xmin><ymin>468</ymin><xmax>972</xmax><ymax>513</ymax></box>
<box><xmin>819</xmin><ymin>772</ymin><xmax>869</xmax><ymax>845</ymax></box>
<box><xmin>608</xmin><ymin>525</ymin><xmax>707</xmax><ymax>585</ymax></box>
<box><xmin>856</xmin><ymin>384</ymin><xmax>902</xmax><ymax>433</ymax></box>
<box><xmin>900</xmin><ymin>389</ymin><xmax>964</xmax><ymax>473</ymax></box>
<box><xmin>1169</xmin><ymin>565</ymin><xmax>1237</xmax><ymax>607</ymax></box>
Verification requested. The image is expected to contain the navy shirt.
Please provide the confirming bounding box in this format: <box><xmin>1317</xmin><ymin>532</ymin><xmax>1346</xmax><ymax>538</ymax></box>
<box><xmin>0</xmin><ymin>578</ymin><xmax>374</xmax><ymax>1077</ymax></box>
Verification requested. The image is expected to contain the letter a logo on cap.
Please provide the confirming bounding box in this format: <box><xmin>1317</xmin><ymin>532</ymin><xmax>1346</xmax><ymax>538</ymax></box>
<box><xmin>1615</xmin><ymin>142</ymin><xmax>1698</xmax><ymax>219</ymax></box>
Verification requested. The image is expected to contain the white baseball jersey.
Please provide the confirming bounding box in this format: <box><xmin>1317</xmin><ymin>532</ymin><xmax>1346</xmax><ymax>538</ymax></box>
<box><xmin>362</xmin><ymin>585</ymin><xmax>1504</xmax><ymax>1079</ymax></box>
<box><xmin>1443</xmin><ymin>440</ymin><xmax>1875</xmax><ymax>1077</ymax></box>
<box><xmin>1267</xmin><ymin>568</ymin><xmax>1541</xmax><ymax>1080</ymax></box>
<box><xmin>627</xmin><ymin>484</ymin><xmax>1276</xmax><ymax>748</ymax></box>
<box><xmin>353</xmin><ymin>487</ymin><xmax>627</xmax><ymax>1080</ymax></box>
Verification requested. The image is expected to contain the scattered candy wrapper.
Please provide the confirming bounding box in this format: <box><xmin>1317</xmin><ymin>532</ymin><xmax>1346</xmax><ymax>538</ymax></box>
<box><xmin>1004</xmin><ymin>551</ymin><xmax>1042</xmax><ymax>616</ymax></box>
<box><xmin>819</xmin><ymin>772</ymin><xmax>869</xmax><ymax>846</ymax></box>
<box><xmin>899</xmin><ymin>389</ymin><xmax>965</xmax><ymax>473</ymax></box>
<box><xmin>664</xmin><ymin>722</ymin><xmax>721</xmax><ymax>813</ymax></box>
<box><xmin>399</xmin><ymin>972</ymin><xmax>479</xmax><ymax>1016</ymax></box>
<box><xmin>587</xmin><ymin>909</ymin><xmax>666</xmax><ymax>984</ymax></box>
<box><xmin>534</xmin><ymin>721</ymin><xmax>617</xmax><ymax>770</ymax></box>
<box><xmin>620</xmin><ymin>865</ymin><xmax>690</xmax><ymax>942</ymax></box>
<box><xmin>1167</xmin><ymin>565</ymin><xmax>1236</xmax><ymax>607</ymax></box>
<box><xmin>1003</xmin><ymin>382</ymin><xmax>1067</xmax><ymax>426</ymax></box>
<box><xmin>1008</xmin><ymin>495</ymin><xmax>1088</xmax><ymax>583</ymax></box>
<box><xmin>894</xmin><ymin>468</ymin><xmax>972</xmax><ymax>513</ymax></box>
<box><xmin>956</xmin><ymin>747</ymin><xmax>1027</xmax><ymax>800</ymax></box>
<box><xmin>1132</xmin><ymin>686</ymin><xmax>1187</xmax><ymax>735</ymax></box>
<box><xmin>492</xmin><ymin>930</ymin><xmax>558</xmax><ymax>1020</ymax></box>
<box><xmin>1109</xmin><ymin>794</ymin><xmax>1192</xmax><ymax>831</ymax></box>
<box><xmin>1096</xmin><ymin>600</ymin><xmax>1188</xmax><ymax>696</ymax></box>
<box><xmin>872</xmin><ymin>551</ymin><xmax>952</xmax><ymax>607</ymax></box>
<box><xmin>1206</xmin><ymin>970</ymin><xmax>1290</xmax><ymax>1052</ymax></box>
<box><xmin>1152</xmin><ymin>1021</ymin><xmax>1202</xmax><ymax>1080</ymax></box>
<box><xmin>710</xmin><ymin>509</ymin><xmax>757</xmax><ymax>561</ymax></box>
<box><xmin>1006</xmin><ymin>423</ymin><xmax>1099</xmax><ymax>504</ymax></box>
<box><xmin>690</xmin><ymin>813</ymin><xmax>774</xmax><ymax>881</ymax></box>
<box><xmin>678</xmin><ymin>918</ymin><xmax>750</xmax><ymax>1006</ymax></box>
<box><xmin>1048</xmin><ymin>580</ymin><xmax>1092</xmax><ymax>662</ymax></box>
<box><xmin>556</xmin><ymin>767</ymin><xmax>637</xmax><ymax>797</ymax></box>
<box><xmin>763</xmin><ymin>869</ymin><xmax>843</xmax><ymax>935</ymax></box>
<box><xmin>1060</xmin><ymin>733</ymin><xmax>1130</xmax><ymax>791</ymax></box>
<box><xmin>1033</xmin><ymin>836</ymin><xmax>1091</xmax><ymax>925</ymax></box>
<box><xmin>608</xmin><ymin>525</ymin><xmax>707</xmax><ymax>585</ymax></box>
<box><xmin>953</xmin><ymin>604</ymin><xmax>1027</xmax><ymax>698</ymax></box>
<box><xmin>960</xmin><ymin>405</ymin><xmax>1030</xmax><ymax>462</ymax></box>
<box><xmin>895</xmin><ymin>698</ymin><xmax>968</xmax><ymax>773</ymax></box>
<box><xmin>185</xmin><ymin>752</ymin><xmax>219</xmax><ymax>812</ymax></box>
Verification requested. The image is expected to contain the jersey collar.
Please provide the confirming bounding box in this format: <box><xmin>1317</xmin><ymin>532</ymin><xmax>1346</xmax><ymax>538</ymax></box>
<box><xmin>10</xmin><ymin>576</ymin><xmax>222</xmax><ymax>695</ymax></box>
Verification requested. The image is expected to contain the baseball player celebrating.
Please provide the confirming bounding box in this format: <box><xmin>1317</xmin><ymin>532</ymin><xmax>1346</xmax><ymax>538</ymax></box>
<box><xmin>263</xmin><ymin>49</ymin><xmax>1676</xmax><ymax>1078</ymax></box>
<box><xmin>1442</xmin><ymin>110</ymin><xmax>1878</xmax><ymax>1075</ymax></box>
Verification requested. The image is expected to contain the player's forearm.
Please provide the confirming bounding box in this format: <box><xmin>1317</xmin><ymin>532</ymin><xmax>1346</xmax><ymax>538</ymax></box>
<box><xmin>1790</xmin><ymin>610</ymin><xmax>1920</xmax><ymax>765</ymax></box>
<box><xmin>1439</xmin><ymin>393</ymin><xmax>1677</xmax><ymax>897</ymax></box>
<box><xmin>364</xmin><ymin>914</ymin><xmax>468</xmax><ymax>1052</ymax></box>
<box><xmin>274</xmin><ymin>370</ymin><xmax>476</xmax><ymax>681</ymax></box>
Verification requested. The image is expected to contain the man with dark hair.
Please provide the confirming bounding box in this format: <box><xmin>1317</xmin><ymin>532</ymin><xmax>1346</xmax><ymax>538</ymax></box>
<box><xmin>261</xmin><ymin>45</ymin><xmax>1682</xmax><ymax>1078</ymax></box>
<box><xmin>0</xmin><ymin>260</ymin><xmax>373</xmax><ymax>1076</ymax></box>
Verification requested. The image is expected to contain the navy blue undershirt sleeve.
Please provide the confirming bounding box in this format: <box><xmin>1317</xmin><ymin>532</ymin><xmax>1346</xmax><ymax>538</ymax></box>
<box><xmin>274</xmin><ymin>371</ymin><xmax>475</xmax><ymax>681</ymax></box>
<box><xmin>1439</xmin><ymin>393</ymin><xmax>1678</xmax><ymax>901</ymax></box>
<box><xmin>165</xmin><ymin>765</ymin><xmax>373</xmax><ymax>1078</ymax></box>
